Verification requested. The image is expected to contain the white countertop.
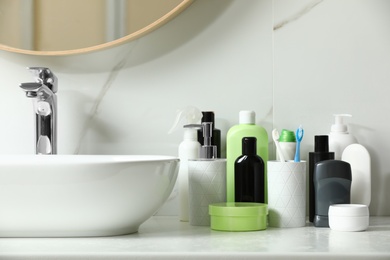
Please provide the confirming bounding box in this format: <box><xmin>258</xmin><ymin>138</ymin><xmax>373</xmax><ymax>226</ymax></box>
<box><xmin>0</xmin><ymin>216</ymin><xmax>389</xmax><ymax>259</ymax></box>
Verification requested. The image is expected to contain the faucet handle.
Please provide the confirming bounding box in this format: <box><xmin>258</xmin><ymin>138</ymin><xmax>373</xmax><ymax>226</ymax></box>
<box><xmin>27</xmin><ymin>67</ymin><xmax>58</xmax><ymax>93</ymax></box>
<box><xmin>19</xmin><ymin>82</ymin><xmax>41</xmax><ymax>97</ymax></box>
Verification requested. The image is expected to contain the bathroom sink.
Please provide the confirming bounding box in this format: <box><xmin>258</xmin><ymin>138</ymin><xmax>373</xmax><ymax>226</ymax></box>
<box><xmin>0</xmin><ymin>155</ymin><xmax>179</xmax><ymax>237</ymax></box>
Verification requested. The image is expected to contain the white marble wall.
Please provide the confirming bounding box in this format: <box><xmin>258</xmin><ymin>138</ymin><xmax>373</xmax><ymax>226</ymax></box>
<box><xmin>0</xmin><ymin>0</ymin><xmax>389</xmax><ymax>216</ymax></box>
<box><xmin>273</xmin><ymin>0</ymin><xmax>390</xmax><ymax>216</ymax></box>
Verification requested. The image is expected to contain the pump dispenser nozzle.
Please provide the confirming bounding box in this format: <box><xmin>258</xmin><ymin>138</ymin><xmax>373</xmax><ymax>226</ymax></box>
<box><xmin>197</xmin><ymin>111</ymin><xmax>222</xmax><ymax>158</ymax></box>
<box><xmin>199</xmin><ymin>122</ymin><xmax>217</xmax><ymax>159</ymax></box>
<box><xmin>329</xmin><ymin>113</ymin><xmax>357</xmax><ymax>160</ymax></box>
<box><xmin>331</xmin><ymin>114</ymin><xmax>352</xmax><ymax>133</ymax></box>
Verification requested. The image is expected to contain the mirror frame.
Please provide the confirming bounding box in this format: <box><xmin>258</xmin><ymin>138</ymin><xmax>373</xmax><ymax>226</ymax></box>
<box><xmin>0</xmin><ymin>0</ymin><xmax>193</xmax><ymax>56</ymax></box>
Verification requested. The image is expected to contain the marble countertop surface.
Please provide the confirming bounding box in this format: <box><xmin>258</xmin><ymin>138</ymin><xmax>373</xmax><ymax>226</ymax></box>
<box><xmin>0</xmin><ymin>216</ymin><xmax>389</xmax><ymax>259</ymax></box>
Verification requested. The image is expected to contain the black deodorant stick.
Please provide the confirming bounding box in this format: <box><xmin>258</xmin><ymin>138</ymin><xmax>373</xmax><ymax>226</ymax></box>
<box><xmin>313</xmin><ymin>160</ymin><xmax>352</xmax><ymax>227</ymax></box>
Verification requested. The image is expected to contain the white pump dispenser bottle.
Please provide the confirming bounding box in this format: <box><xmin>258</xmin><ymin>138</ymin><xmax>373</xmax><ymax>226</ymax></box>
<box><xmin>329</xmin><ymin>114</ymin><xmax>358</xmax><ymax>160</ymax></box>
<box><xmin>169</xmin><ymin>107</ymin><xmax>202</xmax><ymax>222</ymax></box>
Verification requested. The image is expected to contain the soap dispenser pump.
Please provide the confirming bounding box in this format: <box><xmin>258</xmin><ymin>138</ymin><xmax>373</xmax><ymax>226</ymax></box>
<box><xmin>169</xmin><ymin>106</ymin><xmax>202</xmax><ymax>222</ymax></box>
<box><xmin>199</xmin><ymin>121</ymin><xmax>217</xmax><ymax>159</ymax></box>
<box><xmin>197</xmin><ymin>111</ymin><xmax>221</xmax><ymax>158</ymax></box>
<box><xmin>329</xmin><ymin>114</ymin><xmax>358</xmax><ymax>160</ymax></box>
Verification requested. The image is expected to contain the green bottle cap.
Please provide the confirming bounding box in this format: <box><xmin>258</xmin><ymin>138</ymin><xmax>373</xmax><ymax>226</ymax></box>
<box><xmin>279</xmin><ymin>129</ymin><xmax>296</xmax><ymax>142</ymax></box>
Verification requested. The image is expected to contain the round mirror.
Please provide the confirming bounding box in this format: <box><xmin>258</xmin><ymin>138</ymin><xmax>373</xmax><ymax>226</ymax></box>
<box><xmin>0</xmin><ymin>0</ymin><xmax>192</xmax><ymax>56</ymax></box>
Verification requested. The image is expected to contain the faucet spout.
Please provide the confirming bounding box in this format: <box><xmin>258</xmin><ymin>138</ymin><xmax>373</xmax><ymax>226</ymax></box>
<box><xmin>19</xmin><ymin>67</ymin><xmax>58</xmax><ymax>155</ymax></box>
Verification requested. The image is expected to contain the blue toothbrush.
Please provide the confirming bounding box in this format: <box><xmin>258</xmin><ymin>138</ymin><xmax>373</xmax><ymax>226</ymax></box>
<box><xmin>294</xmin><ymin>125</ymin><xmax>304</xmax><ymax>162</ymax></box>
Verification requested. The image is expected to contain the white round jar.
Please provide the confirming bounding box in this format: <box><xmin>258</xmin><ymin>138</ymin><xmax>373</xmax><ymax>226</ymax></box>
<box><xmin>328</xmin><ymin>204</ymin><xmax>369</xmax><ymax>232</ymax></box>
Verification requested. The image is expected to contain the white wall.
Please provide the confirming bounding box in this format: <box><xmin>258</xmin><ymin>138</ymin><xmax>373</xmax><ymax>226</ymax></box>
<box><xmin>0</xmin><ymin>0</ymin><xmax>389</xmax><ymax>216</ymax></box>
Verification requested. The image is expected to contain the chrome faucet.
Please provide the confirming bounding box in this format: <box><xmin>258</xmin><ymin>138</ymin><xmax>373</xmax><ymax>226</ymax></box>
<box><xmin>19</xmin><ymin>67</ymin><xmax>58</xmax><ymax>154</ymax></box>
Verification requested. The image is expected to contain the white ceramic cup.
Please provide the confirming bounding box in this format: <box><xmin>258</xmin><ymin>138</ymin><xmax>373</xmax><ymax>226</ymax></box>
<box><xmin>277</xmin><ymin>142</ymin><xmax>296</xmax><ymax>161</ymax></box>
<box><xmin>188</xmin><ymin>159</ymin><xmax>226</xmax><ymax>226</ymax></box>
<box><xmin>267</xmin><ymin>160</ymin><xmax>306</xmax><ymax>228</ymax></box>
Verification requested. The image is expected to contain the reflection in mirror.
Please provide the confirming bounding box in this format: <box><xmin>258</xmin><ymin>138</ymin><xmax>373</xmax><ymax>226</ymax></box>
<box><xmin>0</xmin><ymin>0</ymin><xmax>190</xmax><ymax>53</ymax></box>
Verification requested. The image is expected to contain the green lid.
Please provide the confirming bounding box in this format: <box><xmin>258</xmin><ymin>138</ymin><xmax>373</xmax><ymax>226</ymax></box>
<box><xmin>209</xmin><ymin>202</ymin><xmax>268</xmax><ymax>216</ymax></box>
<box><xmin>279</xmin><ymin>129</ymin><xmax>296</xmax><ymax>142</ymax></box>
<box><xmin>209</xmin><ymin>203</ymin><xmax>268</xmax><ymax>231</ymax></box>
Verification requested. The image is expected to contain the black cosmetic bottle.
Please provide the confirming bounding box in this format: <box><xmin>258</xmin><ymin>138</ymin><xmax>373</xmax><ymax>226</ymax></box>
<box><xmin>309</xmin><ymin>135</ymin><xmax>335</xmax><ymax>222</ymax></box>
<box><xmin>234</xmin><ymin>137</ymin><xmax>265</xmax><ymax>203</ymax></box>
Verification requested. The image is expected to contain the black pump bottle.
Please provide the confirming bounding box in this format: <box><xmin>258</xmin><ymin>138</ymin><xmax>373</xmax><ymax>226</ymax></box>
<box><xmin>309</xmin><ymin>135</ymin><xmax>334</xmax><ymax>222</ymax></box>
<box><xmin>234</xmin><ymin>137</ymin><xmax>265</xmax><ymax>203</ymax></box>
<box><xmin>197</xmin><ymin>111</ymin><xmax>221</xmax><ymax>158</ymax></box>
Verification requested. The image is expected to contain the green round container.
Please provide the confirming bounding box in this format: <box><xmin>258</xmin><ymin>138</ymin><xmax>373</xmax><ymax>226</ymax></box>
<box><xmin>209</xmin><ymin>202</ymin><xmax>268</xmax><ymax>232</ymax></box>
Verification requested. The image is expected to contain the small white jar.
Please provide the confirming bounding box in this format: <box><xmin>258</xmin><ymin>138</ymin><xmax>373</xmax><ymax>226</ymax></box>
<box><xmin>328</xmin><ymin>204</ymin><xmax>369</xmax><ymax>232</ymax></box>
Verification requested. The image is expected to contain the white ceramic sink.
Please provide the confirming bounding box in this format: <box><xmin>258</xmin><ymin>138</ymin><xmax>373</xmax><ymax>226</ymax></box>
<box><xmin>0</xmin><ymin>155</ymin><xmax>179</xmax><ymax>237</ymax></box>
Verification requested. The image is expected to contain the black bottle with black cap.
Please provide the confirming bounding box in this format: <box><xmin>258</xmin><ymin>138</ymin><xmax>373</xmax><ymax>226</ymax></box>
<box><xmin>234</xmin><ymin>137</ymin><xmax>265</xmax><ymax>203</ymax></box>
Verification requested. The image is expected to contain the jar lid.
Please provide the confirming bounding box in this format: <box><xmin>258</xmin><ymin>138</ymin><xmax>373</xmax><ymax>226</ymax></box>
<box><xmin>329</xmin><ymin>204</ymin><xmax>369</xmax><ymax>217</ymax></box>
<box><xmin>209</xmin><ymin>202</ymin><xmax>268</xmax><ymax>217</ymax></box>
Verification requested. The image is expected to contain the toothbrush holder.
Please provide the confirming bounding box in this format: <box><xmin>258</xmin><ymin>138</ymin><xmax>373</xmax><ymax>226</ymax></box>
<box><xmin>267</xmin><ymin>160</ymin><xmax>307</xmax><ymax>228</ymax></box>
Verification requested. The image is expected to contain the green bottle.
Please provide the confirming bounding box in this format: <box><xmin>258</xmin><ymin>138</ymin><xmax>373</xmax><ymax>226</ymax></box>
<box><xmin>226</xmin><ymin>111</ymin><xmax>268</xmax><ymax>203</ymax></box>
